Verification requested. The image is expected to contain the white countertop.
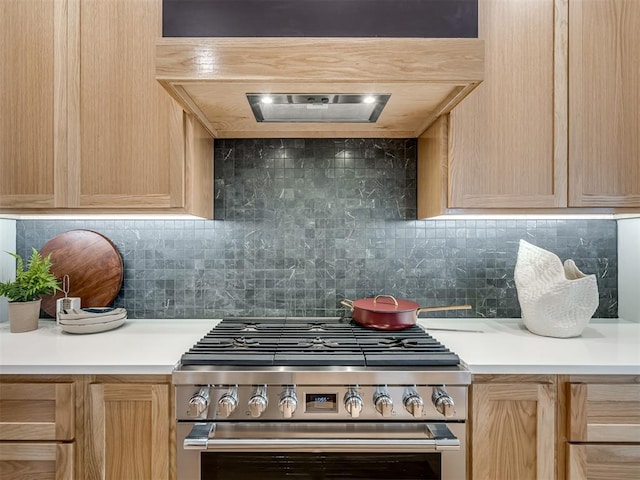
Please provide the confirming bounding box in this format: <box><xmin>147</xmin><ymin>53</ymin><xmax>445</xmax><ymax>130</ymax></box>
<box><xmin>0</xmin><ymin>317</ymin><xmax>638</xmax><ymax>376</ymax></box>
<box><xmin>0</xmin><ymin>319</ymin><xmax>216</xmax><ymax>375</ymax></box>
<box><xmin>418</xmin><ymin>318</ymin><xmax>640</xmax><ymax>375</ymax></box>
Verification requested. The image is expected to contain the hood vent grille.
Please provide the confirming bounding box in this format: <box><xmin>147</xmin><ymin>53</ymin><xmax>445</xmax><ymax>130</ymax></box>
<box><xmin>247</xmin><ymin>94</ymin><xmax>390</xmax><ymax>123</ymax></box>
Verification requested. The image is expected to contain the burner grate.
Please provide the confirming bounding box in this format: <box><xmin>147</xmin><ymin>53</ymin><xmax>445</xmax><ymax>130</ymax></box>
<box><xmin>179</xmin><ymin>317</ymin><xmax>460</xmax><ymax>367</ymax></box>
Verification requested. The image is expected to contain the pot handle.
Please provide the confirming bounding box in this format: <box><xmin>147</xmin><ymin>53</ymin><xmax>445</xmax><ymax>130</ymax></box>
<box><xmin>340</xmin><ymin>299</ymin><xmax>354</xmax><ymax>311</ymax></box>
<box><xmin>417</xmin><ymin>304</ymin><xmax>473</xmax><ymax>314</ymax></box>
<box><xmin>373</xmin><ymin>295</ymin><xmax>399</xmax><ymax>306</ymax></box>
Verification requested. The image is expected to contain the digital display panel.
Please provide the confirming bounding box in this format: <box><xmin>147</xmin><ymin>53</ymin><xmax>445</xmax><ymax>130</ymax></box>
<box><xmin>305</xmin><ymin>393</ymin><xmax>338</xmax><ymax>413</ymax></box>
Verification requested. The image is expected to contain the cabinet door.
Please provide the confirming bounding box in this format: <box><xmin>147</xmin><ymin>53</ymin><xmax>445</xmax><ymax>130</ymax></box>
<box><xmin>86</xmin><ymin>383</ymin><xmax>170</xmax><ymax>480</ymax></box>
<box><xmin>568</xmin><ymin>0</ymin><xmax>640</xmax><ymax>207</ymax></box>
<box><xmin>0</xmin><ymin>442</ymin><xmax>74</xmax><ymax>480</ymax></box>
<box><xmin>448</xmin><ymin>0</ymin><xmax>567</xmax><ymax>209</ymax></box>
<box><xmin>0</xmin><ymin>0</ymin><xmax>68</xmax><ymax>209</ymax></box>
<box><xmin>472</xmin><ymin>382</ymin><xmax>556</xmax><ymax>480</ymax></box>
<box><xmin>0</xmin><ymin>382</ymin><xmax>75</xmax><ymax>441</ymax></box>
<box><xmin>568</xmin><ymin>383</ymin><xmax>640</xmax><ymax>442</ymax></box>
<box><xmin>567</xmin><ymin>444</ymin><xmax>640</xmax><ymax>480</ymax></box>
<box><xmin>69</xmin><ymin>0</ymin><xmax>186</xmax><ymax>210</ymax></box>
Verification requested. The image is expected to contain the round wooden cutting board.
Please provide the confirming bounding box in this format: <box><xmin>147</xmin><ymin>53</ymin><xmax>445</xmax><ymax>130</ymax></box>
<box><xmin>39</xmin><ymin>230</ymin><xmax>124</xmax><ymax>317</ymax></box>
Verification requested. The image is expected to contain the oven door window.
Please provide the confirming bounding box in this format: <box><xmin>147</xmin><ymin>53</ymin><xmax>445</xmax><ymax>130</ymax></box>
<box><xmin>201</xmin><ymin>452</ymin><xmax>441</xmax><ymax>479</ymax></box>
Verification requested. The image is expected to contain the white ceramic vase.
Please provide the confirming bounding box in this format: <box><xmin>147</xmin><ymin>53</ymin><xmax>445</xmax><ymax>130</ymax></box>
<box><xmin>514</xmin><ymin>240</ymin><xmax>599</xmax><ymax>338</ymax></box>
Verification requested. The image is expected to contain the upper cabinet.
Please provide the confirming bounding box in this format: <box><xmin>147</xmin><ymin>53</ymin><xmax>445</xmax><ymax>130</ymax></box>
<box><xmin>568</xmin><ymin>0</ymin><xmax>640</xmax><ymax>207</ymax></box>
<box><xmin>0</xmin><ymin>0</ymin><xmax>213</xmax><ymax>218</ymax></box>
<box><xmin>448</xmin><ymin>0</ymin><xmax>565</xmax><ymax>210</ymax></box>
<box><xmin>419</xmin><ymin>0</ymin><xmax>640</xmax><ymax>218</ymax></box>
<box><xmin>0</xmin><ymin>0</ymin><xmax>66</xmax><ymax>209</ymax></box>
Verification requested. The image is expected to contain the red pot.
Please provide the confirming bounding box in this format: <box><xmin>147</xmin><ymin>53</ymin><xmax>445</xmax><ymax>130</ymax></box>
<box><xmin>341</xmin><ymin>295</ymin><xmax>472</xmax><ymax>330</ymax></box>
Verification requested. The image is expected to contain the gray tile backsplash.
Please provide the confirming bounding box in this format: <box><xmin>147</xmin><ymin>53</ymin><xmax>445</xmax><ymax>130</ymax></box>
<box><xmin>16</xmin><ymin>138</ymin><xmax>617</xmax><ymax>319</ymax></box>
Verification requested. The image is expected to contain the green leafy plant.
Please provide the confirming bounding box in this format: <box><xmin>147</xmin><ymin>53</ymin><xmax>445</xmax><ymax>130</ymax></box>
<box><xmin>0</xmin><ymin>248</ymin><xmax>60</xmax><ymax>302</ymax></box>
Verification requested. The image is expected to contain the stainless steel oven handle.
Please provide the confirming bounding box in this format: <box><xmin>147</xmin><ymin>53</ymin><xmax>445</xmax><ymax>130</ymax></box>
<box><xmin>183</xmin><ymin>422</ymin><xmax>460</xmax><ymax>452</ymax></box>
<box><xmin>184</xmin><ymin>422</ymin><xmax>215</xmax><ymax>449</ymax></box>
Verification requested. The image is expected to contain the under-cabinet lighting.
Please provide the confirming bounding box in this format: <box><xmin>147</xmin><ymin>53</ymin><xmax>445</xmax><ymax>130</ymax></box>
<box><xmin>0</xmin><ymin>213</ymin><xmax>208</xmax><ymax>220</ymax></box>
<box><xmin>426</xmin><ymin>214</ymin><xmax>618</xmax><ymax>220</ymax></box>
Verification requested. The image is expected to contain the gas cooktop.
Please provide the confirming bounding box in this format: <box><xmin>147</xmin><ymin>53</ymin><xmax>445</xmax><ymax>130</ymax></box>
<box><xmin>179</xmin><ymin>317</ymin><xmax>460</xmax><ymax>367</ymax></box>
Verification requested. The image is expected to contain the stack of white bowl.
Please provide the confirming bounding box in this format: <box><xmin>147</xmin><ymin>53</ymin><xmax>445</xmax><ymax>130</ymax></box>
<box><xmin>57</xmin><ymin>307</ymin><xmax>127</xmax><ymax>334</ymax></box>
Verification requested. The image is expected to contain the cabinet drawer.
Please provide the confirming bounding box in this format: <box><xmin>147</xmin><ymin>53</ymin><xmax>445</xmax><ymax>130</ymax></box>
<box><xmin>567</xmin><ymin>444</ymin><xmax>640</xmax><ymax>480</ymax></box>
<box><xmin>568</xmin><ymin>383</ymin><xmax>640</xmax><ymax>442</ymax></box>
<box><xmin>0</xmin><ymin>442</ymin><xmax>74</xmax><ymax>479</ymax></box>
<box><xmin>0</xmin><ymin>382</ymin><xmax>75</xmax><ymax>441</ymax></box>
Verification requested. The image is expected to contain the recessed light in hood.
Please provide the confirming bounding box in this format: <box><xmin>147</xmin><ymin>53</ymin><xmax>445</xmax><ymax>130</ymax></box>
<box><xmin>247</xmin><ymin>94</ymin><xmax>390</xmax><ymax>123</ymax></box>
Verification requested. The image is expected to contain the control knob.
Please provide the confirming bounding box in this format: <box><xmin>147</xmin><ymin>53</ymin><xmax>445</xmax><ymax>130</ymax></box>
<box><xmin>248</xmin><ymin>385</ymin><xmax>268</xmax><ymax>418</ymax></box>
<box><xmin>374</xmin><ymin>387</ymin><xmax>393</xmax><ymax>418</ymax></box>
<box><xmin>343</xmin><ymin>388</ymin><xmax>364</xmax><ymax>418</ymax></box>
<box><xmin>278</xmin><ymin>388</ymin><xmax>298</xmax><ymax>418</ymax></box>
<box><xmin>217</xmin><ymin>385</ymin><xmax>238</xmax><ymax>418</ymax></box>
<box><xmin>432</xmin><ymin>387</ymin><xmax>455</xmax><ymax>418</ymax></box>
<box><xmin>403</xmin><ymin>388</ymin><xmax>424</xmax><ymax>418</ymax></box>
<box><xmin>187</xmin><ymin>386</ymin><xmax>211</xmax><ymax>418</ymax></box>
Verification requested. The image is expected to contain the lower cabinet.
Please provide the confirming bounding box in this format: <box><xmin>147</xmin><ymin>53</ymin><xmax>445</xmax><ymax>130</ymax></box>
<box><xmin>470</xmin><ymin>376</ymin><xmax>557</xmax><ymax>480</ymax></box>
<box><xmin>0</xmin><ymin>375</ymin><xmax>173</xmax><ymax>480</ymax></box>
<box><xmin>565</xmin><ymin>378</ymin><xmax>640</xmax><ymax>480</ymax></box>
<box><xmin>0</xmin><ymin>442</ymin><xmax>74</xmax><ymax>479</ymax></box>
<box><xmin>0</xmin><ymin>379</ymin><xmax>77</xmax><ymax>479</ymax></box>
<box><xmin>85</xmin><ymin>379</ymin><xmax>172</xmax><ymax>480</ymax></box>
<box><xmin>567</xmin><ymin>444</ymin><xmax>640</xmax><ymax>480</ymax></box>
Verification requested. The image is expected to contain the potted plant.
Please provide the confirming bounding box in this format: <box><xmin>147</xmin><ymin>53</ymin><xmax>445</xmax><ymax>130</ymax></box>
<box><xmin>0</xmin><ymin>248</ymin><xmax>60</xmax><ymax>333</ymax></box>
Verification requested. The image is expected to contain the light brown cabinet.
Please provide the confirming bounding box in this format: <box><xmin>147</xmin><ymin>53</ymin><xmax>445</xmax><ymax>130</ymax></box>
<box><xmin>0</xmin><ymin>0</ymin><xmax>213</xmax><ymax>218</ymax></box>
<box><xmin>85</xmin><ymin>378</ymin><xmax>172</xmax><ymax>480</ymax></box>
<box><xmin>566</xmin><ymin>381</ymin><xmax>640</xmax><ymax>479</ymax></box>
<box><xmin>470</xmin><ymin>376</ymin><xmax>557</xmax><ymax>480</ymax></box>
<box><xmin>418</xmin><ymin>0</ymin><xmax>640</xmax><ymax>218</ymax></box>
<box><xmin>0</xmin><ymin>375</ymin><xmax>174</xmax><ymax>480</ymax></box>
<box><xmin>0</xmin><ymin>0</ymin><xmax>67</xmax><ymax>209</ymax></box>
<box><xmin>447</xmin><ymin>0</ymin><xmax>564</xmax><ymax>210</ymax></box>
<box><xmin>0</xmin><ymin>442</ymin><xmax>75</xmax><ymax>479</ymax></box>
<box><xmin>0</xmin><ymin>381</ymin><xmax>77</xmax><ymax>479</ymax></box>
<box><xmin>568</xmin><ymin>0</ymin><xmax>640</xmax><ymax>208</ymax></box>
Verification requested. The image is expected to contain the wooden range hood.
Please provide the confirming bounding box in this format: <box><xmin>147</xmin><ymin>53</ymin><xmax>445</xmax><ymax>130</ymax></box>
<box><xmin>156</xmin><ymin>37</ymin><xmax>484</xmax><ymax>138</ymax></box>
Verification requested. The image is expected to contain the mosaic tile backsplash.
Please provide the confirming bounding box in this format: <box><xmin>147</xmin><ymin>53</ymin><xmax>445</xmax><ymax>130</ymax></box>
<box><xmin>16</xmin><ymin>138</ymin><xmax>617</xmax><ymax>319</ymax></box>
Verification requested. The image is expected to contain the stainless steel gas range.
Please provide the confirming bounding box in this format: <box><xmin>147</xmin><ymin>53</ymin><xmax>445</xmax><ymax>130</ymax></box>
<box><xmin>174</xmin><ymin>317</ymin><xmax>470</xmax><ymax>480</ymax></box>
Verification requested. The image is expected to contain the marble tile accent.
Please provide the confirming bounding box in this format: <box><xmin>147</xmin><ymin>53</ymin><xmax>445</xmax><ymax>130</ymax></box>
<box><xmin>16</xmin><ymin>139</ymin><xmax>617</xmax><ymax>319</ymax></box>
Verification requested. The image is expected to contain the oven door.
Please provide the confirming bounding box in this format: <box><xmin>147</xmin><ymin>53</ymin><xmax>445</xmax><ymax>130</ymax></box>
<box><xmin>177</xmin><ymin>421</ymin><xmax>466</xmax><ymax>480</ymax></box>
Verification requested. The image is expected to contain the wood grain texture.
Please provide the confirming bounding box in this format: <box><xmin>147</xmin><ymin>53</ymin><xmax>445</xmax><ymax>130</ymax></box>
<box><xmin>39</xmin><ymin>230</ymin><xmax>123</xmax><ymax>317</ymax></box>
<box><xmin>185</xmin><ymin>115</ymin><xmax>214</xmax><ymax>219</ymax></box>
<box><xmin>568</xmin><ymin>383</ymin><xmax>640</xmax><ymax>442</ymax></box>
<box><xmin>471</xmin><ymin>382</ymin><xmax>556</xmax><ymax>480</ymax></box>
<box><xmin>156</xmin><ymin>37</ymin><xmax>484</xmax><ymax>138</ymax></box>
<box><xmin>0</xmin><ymin>382</ymin><xmax>74</xmax><ymax>441</ymax></box>
<box><xmin>449</xmin><ymin>0</ymin><xmax>566</xmax><ymax>208</ymax></box>
<box><xmin>569</xmin><ymin>0</ymin><xmax>640</xmax><ymax>207</ymax></box>
<box><xmin>86</xmin><ymin>382</ymin><xmax>170</xmax><ymax>480</ymax></box>
<box><xmin>0</xmin><ymin>0</ymin><xmax>61</xmax><ymax>208</ymax></box>
<box><xmin>73</xmin><ymin>0</ymin><xmax>185</xmax><ymax>208</ymax></box>
<box><xmin>0</xmin><ymin>442</ymin><xmax>74</xmax><ymax>480</ymax></box>
<box><xmin>567</xmin><ymin>444</ymin><xmax>640</xmax><ymax>480</ymax></box>
<box><xmin>417</xmin><ymin>116</ymin><xmax>449</xmax><ymax>219</ymax></box>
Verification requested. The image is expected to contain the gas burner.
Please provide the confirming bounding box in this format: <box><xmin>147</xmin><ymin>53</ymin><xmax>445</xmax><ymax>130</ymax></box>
<box><xmin>298</xmin><ymin>337</ymin><xmax>341</xmax><ymax>349</ymax></box>
<box><xmin>306</xmin><ymin>322</ymin><xmax>328</xmax><ymax>332</ymax></box>
<box><xmin>240</xmin><ymin>323</ymin><xmax>260</xmax><ymax>332</ymax></box>
<box><xmin>232</xmin><ymin>337</ymin><xmax>259</xmax><ymax>348</ymax></box>
<box><xmin>379</xmin><ymin>338</ymin><xmax>419</xmax><ymax>349</ymax></box>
